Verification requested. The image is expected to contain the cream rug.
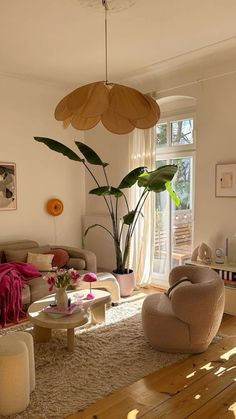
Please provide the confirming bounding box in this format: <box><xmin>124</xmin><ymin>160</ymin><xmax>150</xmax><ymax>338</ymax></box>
<box><xmin>0</xmin><ymin>295</ymin><xmax>188</xmax><ymax>419</ymax></box>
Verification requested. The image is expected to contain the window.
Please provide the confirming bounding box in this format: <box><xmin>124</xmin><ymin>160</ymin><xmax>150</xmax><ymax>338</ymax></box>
<box><xmin>153</xmin><ymin>114</ymin><xmax>195</xmax><ymax>286</ymax></box>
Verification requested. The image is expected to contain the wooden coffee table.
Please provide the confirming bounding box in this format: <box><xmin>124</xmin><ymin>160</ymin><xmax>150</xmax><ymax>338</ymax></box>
<box><xmin>27</xmin><ymin>289</ymin><xmax>111</xmax><ymax>351</ymax></box>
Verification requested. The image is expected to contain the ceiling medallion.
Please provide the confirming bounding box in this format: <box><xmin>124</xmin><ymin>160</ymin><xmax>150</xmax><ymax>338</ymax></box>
<box><xmin>55</xmin><ymin>0</ymin><xmax>160</xmax><ymax>135</ymax></box>
<box><xmin>77</xmin><ymin>0</ymin><xmax>137</xmax><ymax>13</ymax></box>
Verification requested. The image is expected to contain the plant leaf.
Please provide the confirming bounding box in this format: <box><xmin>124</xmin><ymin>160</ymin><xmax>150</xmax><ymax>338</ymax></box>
<box><xmin>84</xmin><ymin>223</ymin><xmax>115</xmax><ymax>240</ymax></box>
<box><xmin>89</xmin><ymin>186</ymin><xmax>123</xmax><ymax>198</ymax></box>
<box><xmin>165</xmin><ymin>181</ymin><xmax>180</xmax><ymax>206</ymax></box>
<box><xmin>34</xmin><ymin>137</ymin><xmax>82</xmax><ymax>161</ymax></box>
<box><xmin>137</xmin><ymin>171</ymin><xmax>150</xmax><ymax>187</ymax></box>
<box><xmin>123</xmin><ymin>210</ymin><xmax>136</xmax><ymax>225</ymax></box>
<box><xmin>75</xmin><ymin>142</ymin><xmax>108</xmax><ymax>167</ymax></box>
<box><xmin>118</xmin><ymin>167</ymin><xmax>147</xmax><ymax>189</ymax></box>
<box><xmin>138</xmin><ymin>165</ymin><xmax>177</xmax><ymax>192</ymax></box>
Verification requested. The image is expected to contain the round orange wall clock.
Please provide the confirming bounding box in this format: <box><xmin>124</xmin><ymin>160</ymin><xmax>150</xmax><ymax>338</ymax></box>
<box><xmin>46</xmin><ymin>199</ymin><xmax>64</xmax><ymax>216</ymax></box>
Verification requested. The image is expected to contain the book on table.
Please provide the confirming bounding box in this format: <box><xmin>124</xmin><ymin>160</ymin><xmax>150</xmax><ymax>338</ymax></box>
<box><xmin>43</xmin><ymin>302</ymin><xmax>82</xmax><ymax>316</ymax></box>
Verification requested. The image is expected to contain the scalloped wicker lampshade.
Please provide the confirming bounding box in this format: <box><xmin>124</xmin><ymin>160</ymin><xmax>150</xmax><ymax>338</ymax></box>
<box><xmin>54</xmin><ymin>1</ymin><xmax>160</xmax><ymax>135</ymax></box>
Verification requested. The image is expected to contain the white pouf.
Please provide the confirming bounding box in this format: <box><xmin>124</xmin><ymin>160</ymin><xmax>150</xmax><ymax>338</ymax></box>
<box><xmin>0</xmin><ymin>338</ymin><xmax>30</xmax><ymax>416</ymax></box>
<box><xmin>6</xmin><ymin>331</ymin><xmax>35</xmax><ymax>392</ymax></box>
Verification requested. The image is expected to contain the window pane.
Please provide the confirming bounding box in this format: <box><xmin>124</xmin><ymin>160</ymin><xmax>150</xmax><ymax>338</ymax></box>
<box><xmin>156</xmin><ymin>123</ymin><xmax>167</xmax><ymax>148</ymax></box>
<box><xmin>154</xmin><ymin>160</ymin><xmax>169</xmax><ymax>278</ymax></box>
<box><xmin>171</xmin><ymin>119</ymin><xmax>193</xmax><ymax>145</ymax></box>
<box><xmin>170</xmin><ymin>157</ymin><xmax>193</xmax><ymax>269</ymax></box>
<box><xmin>171</xmin><ymin>157</ymin><xmax>192</xmax><ymax>210</ymax></box>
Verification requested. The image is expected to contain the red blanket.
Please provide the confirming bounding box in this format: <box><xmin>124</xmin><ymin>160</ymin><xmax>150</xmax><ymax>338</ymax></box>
<box><xmin>0</xmin><ymin>262</ymin><xmax>41</xmax><ymax>327</ymax></box>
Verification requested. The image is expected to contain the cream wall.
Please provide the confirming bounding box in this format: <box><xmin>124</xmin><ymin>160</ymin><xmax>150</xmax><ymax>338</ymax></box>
<box><xmin>84</xmin><ymin>55</ymin><xmax>236</xmax><ymax>269</ymax></box>
<box><xmin>152</xmin><ymin>68</ymin><xmax>236</xmax><ymax>254</ymax></box>
<box><xmin>0</xmin><ymin>75</ymin><xmax>85</xmax><ymax>247</ymax></box>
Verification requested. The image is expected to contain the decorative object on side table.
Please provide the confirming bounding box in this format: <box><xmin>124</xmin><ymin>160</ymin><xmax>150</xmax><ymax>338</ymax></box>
<box><xmin>191</xmin><ymin>242</ymin><xmax>212</xmax><ymax>265</ymax></box>
<box><xmin>44</xmin><ymin>268</ymin><xmax>81</xmax><ymax>308</ymax></box>
<box><xmin>34</xmin><ymin>137</ymin><xmax>179</xmax><ymax>297</ymax></box>
<box><xmin>215</xmin><ymin>248</ymin><xmax>225</xmax><ymax>264</ymax></box>
<box><xmin>83</xmin><ymin>272</ymin><xmax>97</xmax><ymax>299</ymax></box>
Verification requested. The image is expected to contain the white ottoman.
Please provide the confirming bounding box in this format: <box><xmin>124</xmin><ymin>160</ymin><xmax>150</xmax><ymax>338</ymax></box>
<box><xmin>6</xmin><ymin>331</ymin><xmax>35</xmax><ymax>392</ymax></box>
<box><xmin>80</xmin><ymin>272</ymin><xmax>120</xmax><ymax>304</ymax></box>
<box><xmin>0</xmin><ymin>337</ymin><xmax>30</xmax><ymax>416</ymax></box>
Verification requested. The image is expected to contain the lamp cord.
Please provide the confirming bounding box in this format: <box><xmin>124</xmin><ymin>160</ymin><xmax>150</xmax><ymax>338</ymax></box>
<box><xmin>102</xmin><ymin>0</ymin><xmax>109</xmax><ymax>84</ymax></box>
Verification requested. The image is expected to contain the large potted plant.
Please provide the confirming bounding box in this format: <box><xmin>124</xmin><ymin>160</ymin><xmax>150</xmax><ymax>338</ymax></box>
<box><xmin>34</xmin><ymin>137</ymin><xmax>179</xmax><ymax>296</ymax></box>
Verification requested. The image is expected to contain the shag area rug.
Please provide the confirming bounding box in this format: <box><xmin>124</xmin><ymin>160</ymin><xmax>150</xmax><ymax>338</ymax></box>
<box><xmin>0</xmin><ymin>296</ymin><xmax>188</xmax><ymax>419</ymax></box>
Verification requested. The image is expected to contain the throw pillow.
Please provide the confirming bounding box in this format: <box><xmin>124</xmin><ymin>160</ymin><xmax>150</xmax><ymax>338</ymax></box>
<box><xmin>4</xmin><ymin>246</ymin><xmax>51</xmax><ymax>263</ymax></box>
<box><xmin>27</xmin><ymin>252</ymin><xmax>54</xmax><ymax>271</ymax></box>
<box><xmin>165</xmin><ymin>276</ymin><xmax>192</xmax><ymax>299</ymax></box>
<box><xmin>4</xmin><ymin>249</ymin><xmax>29</xmax><ymax>263</ymax></box>
<box><xmin>47</xmin><ymin>249</ymin><xmax>69</xmax><ymax>268</ymax></box>
<box><xmin>67</xmin><ymin>258</ymin><xmax>86</xmax><ymax>270</ymax></box>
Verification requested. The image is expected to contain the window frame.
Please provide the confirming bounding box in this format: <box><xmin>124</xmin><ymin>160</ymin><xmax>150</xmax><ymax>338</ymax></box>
<box><xmin>152</xmin><ymin>112</ymin><xmax>196</xmax><ymax>287</ymax></box>
<box><xmin>156</xmin><ymin>112</ymin><xmax>196</xmax><ymax>155</ymax></box>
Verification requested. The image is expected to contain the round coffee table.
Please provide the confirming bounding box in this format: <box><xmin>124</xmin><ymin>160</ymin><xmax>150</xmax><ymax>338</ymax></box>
<box><xmin>27</xmin><ymin>289</ymin><xmax>111</xmax><ymax>351</ymax></box>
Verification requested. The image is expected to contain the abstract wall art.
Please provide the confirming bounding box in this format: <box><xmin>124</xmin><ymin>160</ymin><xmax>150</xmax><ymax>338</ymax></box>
<box><xmin>216</xmin><ymin>163</ymin><xmax>236</xmax><ymax>197</ymax></box>
<box><xmin>0</xmin><ymin>162</ymin><xmax>17</xmax><ymax>210</ymax></box>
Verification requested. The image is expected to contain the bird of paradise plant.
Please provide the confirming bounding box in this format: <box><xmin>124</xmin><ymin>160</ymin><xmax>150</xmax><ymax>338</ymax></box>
<box><xmin>34</xmin><ymin>137</ymin><xmax>179</xmax><ymax>275</ymax></box>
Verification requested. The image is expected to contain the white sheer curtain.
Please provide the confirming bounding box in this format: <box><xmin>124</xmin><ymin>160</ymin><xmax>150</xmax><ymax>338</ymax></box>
<box><xmin>128</xmin><ymin>128</ymin><xmax>156</xmax><ymax>286</ymax></box>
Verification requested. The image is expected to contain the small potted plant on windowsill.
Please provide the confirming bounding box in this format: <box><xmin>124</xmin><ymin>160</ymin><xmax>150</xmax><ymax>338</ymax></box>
<box><xmin>34</xmin><ymin>137</ymin><xmax>179</xmax><ymax>296</ymax></box>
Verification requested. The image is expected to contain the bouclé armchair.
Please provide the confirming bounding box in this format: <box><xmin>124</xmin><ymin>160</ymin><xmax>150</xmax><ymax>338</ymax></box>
<box><xmin>142</xmin><ymin>265</ymin><xmax>225</xmax><ymax>353</ymax></box>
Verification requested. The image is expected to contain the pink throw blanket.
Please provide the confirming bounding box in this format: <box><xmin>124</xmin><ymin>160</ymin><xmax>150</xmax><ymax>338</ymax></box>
<box><xmin>0</xmin><ymin>262</ymin><xmax>41</xmax><ymax>327</ymax></box>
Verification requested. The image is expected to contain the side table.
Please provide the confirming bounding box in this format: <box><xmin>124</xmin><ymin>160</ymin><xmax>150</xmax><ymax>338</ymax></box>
<box><xmin>186</xmin><ymin>260</ymin><xmax>236</xmax><ymax>315</ymax></box>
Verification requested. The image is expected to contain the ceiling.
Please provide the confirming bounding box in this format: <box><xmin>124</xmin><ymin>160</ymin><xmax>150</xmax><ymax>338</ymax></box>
<box><xmin>1</xmin><ymin>0</ymin><xmax>236</xmax><ymax>89</ymax></box>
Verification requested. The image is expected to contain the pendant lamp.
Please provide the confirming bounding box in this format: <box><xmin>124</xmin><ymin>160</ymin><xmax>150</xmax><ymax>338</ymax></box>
<box><xmin>55</xmin><ymin>0</ymin><xmax>160</xmax><ymax>135</ymax></box>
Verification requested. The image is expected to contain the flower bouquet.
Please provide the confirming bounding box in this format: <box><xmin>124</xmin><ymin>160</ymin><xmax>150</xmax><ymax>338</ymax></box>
<box><xmin>44</xmin><ymin>268</ymin><xmax>82</xmax><ymax>308</ymax></box>
<box><xmin>44</xmin><ymin>268</ymin><xmax>81</xmax><ymax>291</ymax></box>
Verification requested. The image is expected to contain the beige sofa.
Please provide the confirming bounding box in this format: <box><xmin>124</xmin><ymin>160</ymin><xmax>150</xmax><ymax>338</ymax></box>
<box><xmin>0</xmin><ymin>240</ymin><xmax>97</xmax><ymax>305</ymax></box>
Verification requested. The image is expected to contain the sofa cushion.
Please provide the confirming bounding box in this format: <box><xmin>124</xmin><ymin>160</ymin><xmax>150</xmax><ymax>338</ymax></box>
<box><xmin>67</xmin><ymin>257</ymin><xmax>86</xmax><ymax>270</ymax></box>
<box><xmin>27</xmin><ymin>277</ymin><xmax>54</xmax><ymax>302</ymax></box>
<box><xmin>22</xmin><ymin>284</ymin><xmax>31</xmax><ymax>305</ymax></box>
<box><xmin>4</xmin><ymin>246</ymin><xmax>51</xmax><ymax>263</ymax></box>
<box><xmin>27</xmin><ymin>253</ymin><xmax>54</xmax><ymax>271</ymax></box>
<box><xmin>47</xmin><ymin>249</ymin><xmax>69</xmax><ymax>268</ymax></box>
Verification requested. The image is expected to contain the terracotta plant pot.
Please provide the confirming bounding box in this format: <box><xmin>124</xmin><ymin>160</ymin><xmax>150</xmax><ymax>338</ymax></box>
<box><xmin>112</xmin><ymin>270</ymin><xmax>135</xmax><ymax>297</ymax></box>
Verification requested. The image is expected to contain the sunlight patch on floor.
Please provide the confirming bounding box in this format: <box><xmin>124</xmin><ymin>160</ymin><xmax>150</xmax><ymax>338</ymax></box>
<box><xmin>127</xmin><ymin>409</ymin><xmax>139</xmax><ymax>418</ymax></box>
<box><xmin>228</xmin><ymin>401</ymin><xmax>236</xmax><ymax>415</ymax></box>
<box><xmin>220</xmin><ymin>346</ymin><xmax>236</xmax><ymax>361</ymax></box>
<box><xmin>214</xmin><ymin>366</ymin><xmax>226</xmax><ymax>376</ymax></box>
<box><xmin>186</xmin><ymin>371</ymin><xmax>196</xmax><ymax>378</ymax></box>
<box><xmin>200</xmin><ymin>362</ymin><xmax>214</xmax><ymax>371</ymax></box>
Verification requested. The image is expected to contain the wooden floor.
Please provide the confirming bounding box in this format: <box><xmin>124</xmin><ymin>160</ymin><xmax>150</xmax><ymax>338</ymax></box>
<box><xmin>65</xmin><ymin>299</ymin><xmax>236</xmax><ymax>419</ymax></box>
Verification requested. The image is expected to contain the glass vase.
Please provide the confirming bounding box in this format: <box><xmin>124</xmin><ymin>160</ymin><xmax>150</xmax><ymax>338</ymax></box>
<box><xmin>55</xmin><ymin>287</ymin><xmax>68</xmax><ymax>308</ymax></box>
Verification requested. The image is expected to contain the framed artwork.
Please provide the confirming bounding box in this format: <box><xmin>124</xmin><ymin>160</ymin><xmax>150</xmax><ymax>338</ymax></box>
<box><xmin>216</xmin><ymin>163</ymin><xmax>236</xmax><ymax>197</ymax></box>
<box><xmin>0</xmin><ymin>162</ymin><xmax>17</xmax><ymax>210</ymax></box>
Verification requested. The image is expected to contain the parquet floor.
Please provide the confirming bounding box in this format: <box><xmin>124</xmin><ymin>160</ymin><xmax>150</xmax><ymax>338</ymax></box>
<box><xmin>65</xmin><ymin>303</ymin><xmax>236</xmax><ymax>419</ymax></box>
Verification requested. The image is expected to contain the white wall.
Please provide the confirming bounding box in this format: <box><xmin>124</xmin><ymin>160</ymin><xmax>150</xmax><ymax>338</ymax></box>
<box><xmin>84</xmin><ymin>54</ymin><xmax>236</xmax><ymax>269</ymax></box>
<box><xmin>0</xmin><ymin>75</ymin><xmax>85</xmax><ymax>247</ymax></box>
